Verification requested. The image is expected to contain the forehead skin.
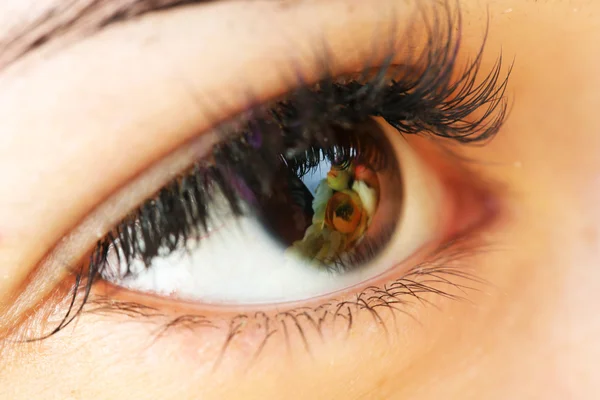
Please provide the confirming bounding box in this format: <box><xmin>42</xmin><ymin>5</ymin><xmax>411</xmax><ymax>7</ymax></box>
<box><xmin>1</xmin><ymin>0</ymin><xmax>600</xmax><ymax>399</ymax></box>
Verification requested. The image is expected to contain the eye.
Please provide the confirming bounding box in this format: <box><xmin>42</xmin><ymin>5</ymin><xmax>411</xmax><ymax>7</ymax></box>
<box><xmin>97</xmin><ymin>115</ymin><xmax>445</xmax><ymax>304</ymax></box>
<box><xmin>88</xmin><ymin>38</ymin><xmax>508</xmax><ymax>306</ymax></box>
<box><xmin>28</xmin><ymin>2</ymin><xmax>510</xmax><ymax>337</ymax></box>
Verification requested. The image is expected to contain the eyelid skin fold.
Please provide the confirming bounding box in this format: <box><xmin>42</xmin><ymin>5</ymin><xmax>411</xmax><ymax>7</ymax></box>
<box><xmin>0</xmin><ymin>0</ymin><xmax>429</xmax><ymax>331</ymax></box>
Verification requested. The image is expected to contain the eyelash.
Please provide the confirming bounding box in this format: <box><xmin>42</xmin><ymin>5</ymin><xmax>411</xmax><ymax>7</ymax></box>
<box><xmin>29</xmin><ymin>4</ymin><xmax>511</xmax><ymax>346</ymax></box>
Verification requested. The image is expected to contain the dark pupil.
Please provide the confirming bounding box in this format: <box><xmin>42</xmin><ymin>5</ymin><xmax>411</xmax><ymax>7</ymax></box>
<box><xmin>335</xmin><ymin>203</ymin><xmax>354</xmax><ymax>221</ymax></box>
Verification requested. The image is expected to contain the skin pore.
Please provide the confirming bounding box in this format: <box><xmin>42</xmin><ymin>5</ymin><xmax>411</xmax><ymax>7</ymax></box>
<box><xmin>1</xmin><ymin>0</ymin><xmax>600</xmax><ymax>399</ymax></box>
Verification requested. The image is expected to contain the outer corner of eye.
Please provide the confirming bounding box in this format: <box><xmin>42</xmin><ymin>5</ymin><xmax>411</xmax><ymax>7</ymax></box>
<box><xmin>92</xmin><ymin>106</ymin><xmax>497</xmax><ymax>310</ymax></box>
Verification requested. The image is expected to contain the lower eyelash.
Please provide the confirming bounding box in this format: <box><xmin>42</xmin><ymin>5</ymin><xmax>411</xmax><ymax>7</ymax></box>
<box><xmin>79</xmin><ymin>233</ymin><xmax>493</xmax><ymax>366</ymax></box>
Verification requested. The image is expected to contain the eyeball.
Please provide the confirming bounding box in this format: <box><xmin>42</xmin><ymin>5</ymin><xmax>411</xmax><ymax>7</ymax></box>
<box><xmin>100</xmin><ymin>118</ymin><xmax>444</xmax><ymax>304</ymax></box>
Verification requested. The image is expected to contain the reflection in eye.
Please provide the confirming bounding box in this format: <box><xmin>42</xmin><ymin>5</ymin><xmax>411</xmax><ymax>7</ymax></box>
<box><xmin>282</xmin><ymin>155</ymin><xmax>384</xmax><ymax>269</ymax></box>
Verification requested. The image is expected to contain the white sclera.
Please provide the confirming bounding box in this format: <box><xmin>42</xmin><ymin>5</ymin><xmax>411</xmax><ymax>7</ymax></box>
<box><xmin>101</xmin><ymin>119</ymin><xmax>444</xmax><ymax>304</ymax></box>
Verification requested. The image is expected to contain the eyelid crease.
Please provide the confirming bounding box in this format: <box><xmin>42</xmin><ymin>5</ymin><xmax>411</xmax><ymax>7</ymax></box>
<box><xmin>1</xmin><ymin>0</ymin><xmax>220</xmax><ymax>71</ymax></box>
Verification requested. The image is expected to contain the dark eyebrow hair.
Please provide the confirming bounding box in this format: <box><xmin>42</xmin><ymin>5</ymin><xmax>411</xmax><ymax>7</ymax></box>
<box><xmin>0</xmin><ymin>0</ymin><xmax>217</xmax><ymax>69</ymax></box>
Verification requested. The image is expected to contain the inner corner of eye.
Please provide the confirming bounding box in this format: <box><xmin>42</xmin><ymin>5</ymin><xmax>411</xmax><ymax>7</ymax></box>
<box><xmin>98</xmin><ymin>116</ymin><xmax>446</xmax><ymax>305</ymax></box>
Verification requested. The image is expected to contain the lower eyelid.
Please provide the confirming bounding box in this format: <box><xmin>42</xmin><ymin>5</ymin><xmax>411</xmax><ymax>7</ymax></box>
<box><xmin>85</xmin><ymin>232</ymin><xmax>494</xmax><ymax>371</ymax></box>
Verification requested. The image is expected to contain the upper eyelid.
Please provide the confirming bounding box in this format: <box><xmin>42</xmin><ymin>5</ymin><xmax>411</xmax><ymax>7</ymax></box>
<box><xmin>0</xmin><ymin>1</ymin><xmax>423</xmax><ymax>333</ymax></box>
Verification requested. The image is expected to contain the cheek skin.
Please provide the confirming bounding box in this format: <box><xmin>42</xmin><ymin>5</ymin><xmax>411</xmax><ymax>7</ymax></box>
<box><xmin>454</xmin><ymin>1</ymin><xmax>600</xmax><ymax>397</ymax></box>
<box><xmin>2</xmin><ymin>1</ymin><xmax>600</xmax><ymax>400</ymax></box>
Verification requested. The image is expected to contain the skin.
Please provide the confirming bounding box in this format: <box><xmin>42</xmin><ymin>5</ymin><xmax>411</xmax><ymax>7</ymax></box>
<box><xmin>1</xmin><ymin>0</ymin><xmax>599</xmax><ymax>398</ymax></box>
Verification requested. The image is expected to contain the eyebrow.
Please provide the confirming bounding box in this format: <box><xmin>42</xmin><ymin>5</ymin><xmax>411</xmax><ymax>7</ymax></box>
<box><xmin>0</xmin><ymin>0</ymin><xmax>218</xmax><ymax>69</ymax></box>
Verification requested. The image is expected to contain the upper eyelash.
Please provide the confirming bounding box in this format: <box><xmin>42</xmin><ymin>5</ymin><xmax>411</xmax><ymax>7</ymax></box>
<box><xmin>94</xmin><ymin>19</ymin><xmax>510</xmax><ymax>278</ymax></box>
<box><xmin>26</xmin><ymin>2</ymin><xmax>512</xmax><ymax>342</ymax></box>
